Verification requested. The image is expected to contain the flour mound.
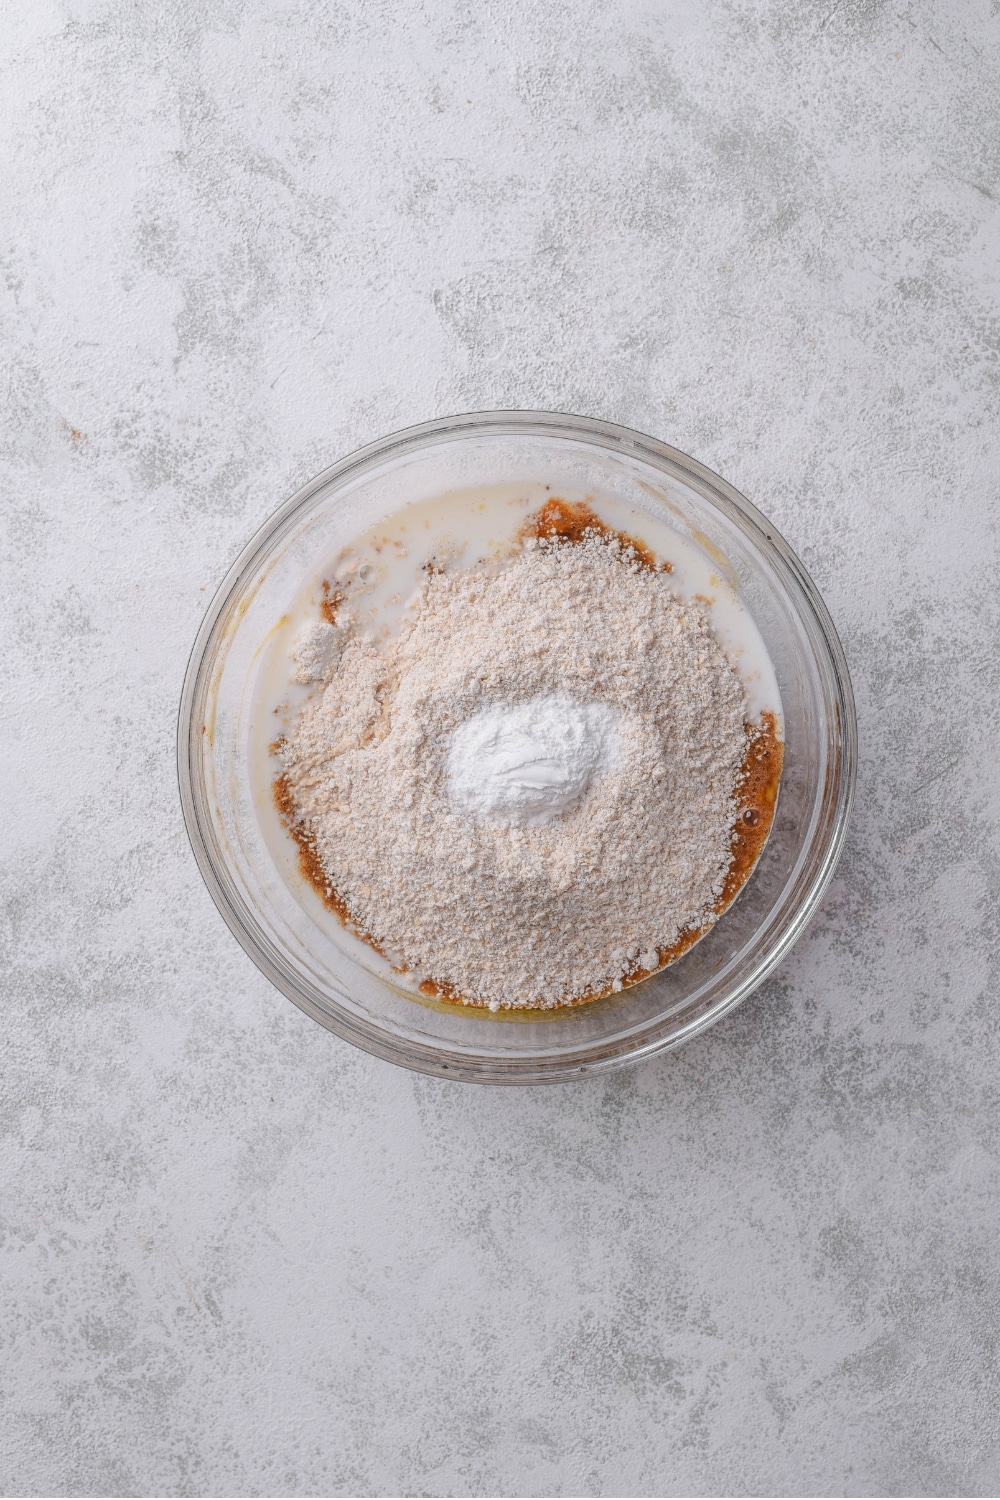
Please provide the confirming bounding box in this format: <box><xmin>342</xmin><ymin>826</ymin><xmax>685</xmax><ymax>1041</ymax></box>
<box><xmin>446</xmin><ymin>694</ymin><xmax>623</xmax><ymax>828</ymax></box>
<box><xmin>280</xmin><ymin>532</ymin><xmax>748</xmax><ymax>1010</ymax></box>
<box><xmin>292</xmin><ymin>621</ymin><xmax>342</xmax><ymax>683</ymax></box>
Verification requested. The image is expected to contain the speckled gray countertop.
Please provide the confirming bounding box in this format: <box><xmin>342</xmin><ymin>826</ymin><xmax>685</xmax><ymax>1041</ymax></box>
<box><xmin>3</xmin><ymin>2</ymin><xmax>1000</xmax><ymax>1495</ymax></box>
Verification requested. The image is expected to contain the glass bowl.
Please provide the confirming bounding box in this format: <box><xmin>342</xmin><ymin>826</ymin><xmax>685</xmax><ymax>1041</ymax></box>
<box><xmin>177</xmin><ymin>412</ymin><xmax>856</xmax><ymax>1084</ymax></box>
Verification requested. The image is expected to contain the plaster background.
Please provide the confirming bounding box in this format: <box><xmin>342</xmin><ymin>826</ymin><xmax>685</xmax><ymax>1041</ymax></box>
<box><xmin>3</xmin><ymin>1</ymin><xmax>1000</xmax><ymax>1495</ymax></box>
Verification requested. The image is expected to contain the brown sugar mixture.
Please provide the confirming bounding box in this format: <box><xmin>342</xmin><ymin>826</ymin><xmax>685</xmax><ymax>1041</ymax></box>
<box><xmin>275</xmin><ymin>500</ymin><xmax>783</xmax><ymax>1011</ymax></box>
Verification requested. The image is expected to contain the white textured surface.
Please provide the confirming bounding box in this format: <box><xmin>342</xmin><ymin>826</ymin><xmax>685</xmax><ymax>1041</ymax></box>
<box><xmin>3</xmin><ymin>2</ymin><xmax>1000</xmax><ymax>1494</ymax></box>
<box><xmin>446</xmin><ymin>695</ymin><xmax>624</xmax><ymax>828</ymax></box>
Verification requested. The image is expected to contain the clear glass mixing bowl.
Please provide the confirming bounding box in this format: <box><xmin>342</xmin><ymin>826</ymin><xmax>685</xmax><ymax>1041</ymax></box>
<box><xmin>177</xmin><ymin>412</ymin><xmax>856</xmax><ymax>1084</ymax></box>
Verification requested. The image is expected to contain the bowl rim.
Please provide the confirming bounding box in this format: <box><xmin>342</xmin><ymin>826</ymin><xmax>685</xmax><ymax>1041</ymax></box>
<box><xmin>177</xmin><ymin>409</ymin><xmax>858</xmax><ymax>1083</ymax></box>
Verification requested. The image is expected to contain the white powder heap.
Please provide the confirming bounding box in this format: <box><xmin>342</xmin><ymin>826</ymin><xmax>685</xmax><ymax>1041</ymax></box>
<box><xmin>280</xmin><ymin>531</ymin><xmax>749</xmax><ymax>1010</ymax></box>
<box><xmin>447</xmin><ymin>695</ymin><xmax>623</xmax><ymax>827</ymax></box>
<box><xmin>292</xmin><ymin>620</ymin><xmax>343</xmax><ymax>683</ymax></box>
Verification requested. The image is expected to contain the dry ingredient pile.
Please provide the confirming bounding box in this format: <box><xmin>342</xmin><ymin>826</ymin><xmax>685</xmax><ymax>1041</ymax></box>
<box><xmin>278</xmin><ymin>523</ymin><xmax>752</xmax><ymax>1010</ymax></box>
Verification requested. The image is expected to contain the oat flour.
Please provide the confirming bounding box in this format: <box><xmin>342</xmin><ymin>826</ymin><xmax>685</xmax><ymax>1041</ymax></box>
<box><xmin>279</xmin><ymin>529</ymin><xmax>749</xmax><ymax>1009</ymax></box>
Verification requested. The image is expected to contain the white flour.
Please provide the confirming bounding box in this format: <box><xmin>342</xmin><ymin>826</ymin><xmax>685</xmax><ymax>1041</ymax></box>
<box><xmin>446</xmin><ymin>695</ymin><xmax>623</xmax><ymax>828</ymax></box>
<box><xmin>292</xmin><ymin>621</ymin><xmax>343</xmax><ymax>684</ymax></box>
<box><xmin>279</xmin><ymin>529</ymin><xmax>749</xmax><ymax>1009</ymax></box>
